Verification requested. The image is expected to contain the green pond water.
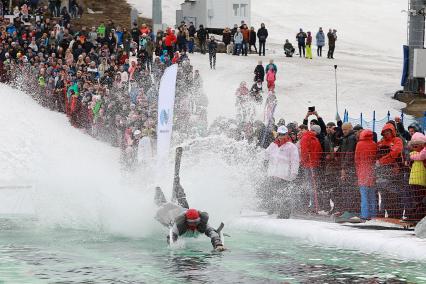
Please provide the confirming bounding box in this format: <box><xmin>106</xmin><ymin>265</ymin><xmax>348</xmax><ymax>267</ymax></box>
<box><xmin>0</xmin><ymin>216</ymin><xmax>426</xmax><ymax>284</ymax></box>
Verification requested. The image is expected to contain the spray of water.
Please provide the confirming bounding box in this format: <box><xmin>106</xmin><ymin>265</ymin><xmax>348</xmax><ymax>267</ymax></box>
<box><xmin>0</xmin><ymin>84</ymin><xmax>265</xmax><ymax>238</ymax></box>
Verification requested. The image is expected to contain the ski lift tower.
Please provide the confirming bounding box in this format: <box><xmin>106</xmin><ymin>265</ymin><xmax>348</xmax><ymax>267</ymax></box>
<box><xmin>402</xmin><ymin>0</ymin><xmax>426</xmax><ymax>95</ymax></box>
<box><xmin>153</xmin><ymin>0</ymin><xmax>163</xmax><ymax>33</ymax></box>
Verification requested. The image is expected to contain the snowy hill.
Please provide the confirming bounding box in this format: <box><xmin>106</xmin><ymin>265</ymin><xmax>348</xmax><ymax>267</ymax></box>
<box><xmin>128</xmin><ymin>0</ymin><xmax>408</xmax><ymax>124</ymax></box>
<box><xmin>128</xmin><ymin>0</ymin><xmax>406</xmax><ymax>57</ymax></box>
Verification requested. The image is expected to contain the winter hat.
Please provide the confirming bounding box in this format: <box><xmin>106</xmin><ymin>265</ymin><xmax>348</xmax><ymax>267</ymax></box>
<box><xmin>277</xmin><ymin>126</ymin><xmax>288</xmax><ymax>135</ymax></box>
<box><xmin>277</xmin><ymin>118</ymin><xmax>286</xmax><ymax>126</ymax></box>
<box><xmin>409</xmin><ymin>132</ymin><xmax>426</xmax><ymax>145</ymax></box>
<box><xmin>186</xmin><ymin>209</ymin><xmax>200</xmax><ymax>223</ymax></box>
<box><xmin>311</xmin><ymin>125</ymin><xmax>321</xmax><ymax>135</ymax></box>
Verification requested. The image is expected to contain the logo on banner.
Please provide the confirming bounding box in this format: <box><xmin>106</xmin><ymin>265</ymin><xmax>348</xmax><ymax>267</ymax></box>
<box><xmin>160</xmin><ymin>109</ymin><xmax>170</xmax><ymax>126</ymax></box>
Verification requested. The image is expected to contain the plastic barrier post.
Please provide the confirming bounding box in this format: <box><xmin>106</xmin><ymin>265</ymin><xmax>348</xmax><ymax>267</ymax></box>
<box><xmin>423</xmin><ymin>111</ymin><xmax>426</xmax><ymax>133</ymax></box>
<box><xmin>360</xmin><ymin>112</ymin><xmax>363</xmax><ymax>127</ymax></box>
<box><xmin>373</xmin><ymin>111</ymin><xmax>376</xmax><ymax>133</ymax></box>
<box><xmin>387</xmin><ymin>111</ymin><xmax>390</xmax><ymax>122</ymax></box>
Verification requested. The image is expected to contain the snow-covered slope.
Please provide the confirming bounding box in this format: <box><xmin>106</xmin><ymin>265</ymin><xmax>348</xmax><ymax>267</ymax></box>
<box><xmin>128</xmin><ymin>0</ymin><xmax>406</xmax><ymax>57</ymax></box>
<box><xmin>128</xmin><ymin>0</ymin><xmax>408</xmax><ymax>124</ymax></box>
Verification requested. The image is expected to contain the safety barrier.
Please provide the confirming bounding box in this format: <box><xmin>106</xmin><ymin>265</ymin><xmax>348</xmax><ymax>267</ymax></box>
<box><xmin>287</xmin><ymin>150</ymin><xmax>426</xmax><ymax>222</ymax></box>
<box><xmin>343</xmin><ymin>109</ymin><xmax>426</xmax><ymax>137</ymax></box>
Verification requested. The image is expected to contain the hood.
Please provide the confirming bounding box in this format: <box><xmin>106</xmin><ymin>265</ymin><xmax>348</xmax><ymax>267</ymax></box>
<box><xmin>411</xmin><ymin>132</ymin><xmax>426</xmax><ymax>144</ymax></box>
<box><xmin>359</xmin><ymin>129</ymin><xmax>374</xmax><ymax>142</ymax></box>
<box><xmin>303</xmin><ymin>130</ymin><xmax>317</xmax><ymax>139</ymax></box>
<box><xmin>381</xmin><ymin>123</ymin><xmax>396</xmax><ymax>137</ymax></box>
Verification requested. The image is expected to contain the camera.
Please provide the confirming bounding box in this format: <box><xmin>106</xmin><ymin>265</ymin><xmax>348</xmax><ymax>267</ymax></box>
<box><xmin>308</xmin><ymin>106</ymin><xmax>315</xmax><ymax>112</ymax></box>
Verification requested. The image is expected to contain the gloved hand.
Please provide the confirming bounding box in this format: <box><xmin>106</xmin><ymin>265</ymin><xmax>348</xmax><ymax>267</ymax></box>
<box><xmin>335</xmin><ymin>112</ymin><xmax>341</xmax><ymax>122</ymax></box>
<box><xmin>215</xmin><ymin>245</ymin><xmax>226</xmax><ymax>252</ymax></box>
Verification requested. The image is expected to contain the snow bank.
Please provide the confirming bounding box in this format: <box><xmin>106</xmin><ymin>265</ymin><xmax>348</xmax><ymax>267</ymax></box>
<box><xmin>232</xmin><ymin>216</ymin><xmax>426</xmax><ymax>261</ymax></box>
<box><xmin>416</xmin><ymin>217</ymin><xmax>426</xmax><ymax>239</ymax></box>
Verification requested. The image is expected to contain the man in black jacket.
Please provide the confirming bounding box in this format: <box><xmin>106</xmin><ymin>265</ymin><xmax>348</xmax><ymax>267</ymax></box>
<box><xmin>257</xmin><ymin>23</ymin><xmax>268</xmax><ymax>56</ymax></box>
<box><xmin>249</xmin><ymin>26</ymin><xmax>257</xmax><ymax>53</ymax></box>
<box><xmin>208</xmin><ymin>36</ymin><xmax>217</xmax><ymax>69</ymax></box>
<box><xmin>197</xmin><ymin>25</ymin><xmax>208</xmax><ymax>54</ymax></box>
<box><xmin>168</xmin><ymin>208</ymin><xmax>225</xmax><ymax>251</ymax></box>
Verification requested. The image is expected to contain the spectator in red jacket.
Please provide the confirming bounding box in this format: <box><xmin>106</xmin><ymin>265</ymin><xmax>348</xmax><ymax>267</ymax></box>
<box><xmin>139</xmin><ymin>24</ymin><xmax>151</xmax><ymax>37</ymax></box>
<box><xmin>376</xmin><ymin>123</ymin><xmax>404</xmax><ymax>218</ymax></box>
<box><xmin>377</xmin><ymin>123</ymin><xmax>403</xmax><ymax>169</ymax></box>
<box><xmin>300</xmin><ymin>127</ymin><xmax>323</xmax><ymax>212</ymax></box>
<box><xmin>355</xmin><ymin>130</ymin><xmax>377</xmax><ymax>219</ymax></box>
<box><xmin>164</xmin><ymin>28</ymin><xmax>177</xmax><ymax>58</ymax></box>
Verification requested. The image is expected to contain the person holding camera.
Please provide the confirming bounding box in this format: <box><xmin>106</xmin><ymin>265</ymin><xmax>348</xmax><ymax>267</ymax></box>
<box><xmin>302</xmin><ymin>107</ymin><xmax>326</xmax><ymax>137</ymax></box>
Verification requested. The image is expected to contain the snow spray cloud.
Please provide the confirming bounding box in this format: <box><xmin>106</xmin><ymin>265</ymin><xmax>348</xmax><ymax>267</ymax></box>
<box><xmin>0</xmin><ymin>85</ymin><xmax>159</xmax><ymax>237</ymax></box>
<box><xmin>0</xmin><ymin>84</ymin><xmax>265</xmax><ymax>237</ymax></box>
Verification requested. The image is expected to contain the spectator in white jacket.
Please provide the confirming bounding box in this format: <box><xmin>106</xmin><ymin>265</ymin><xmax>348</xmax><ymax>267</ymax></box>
<box><xmin>136</xmin><ymin>129</ymin><xmax>155</xmax><ymax>165</ymax></box>
<box><xmin>262</xmin><ymin>126</ymin><xmax>300</xmax><ymax>218</ymax></box>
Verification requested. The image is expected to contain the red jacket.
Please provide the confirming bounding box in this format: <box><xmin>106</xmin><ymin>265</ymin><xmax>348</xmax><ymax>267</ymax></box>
<box><xmin>355</xmin><ymin>130</ymin><xmax>377</xmax><ymax>187</ymax></box>
<box><xmin>242</xmin><ymin>28</ymin><xmax>250</xmax><ymax>42</ymax></box>
<box><xmin>164</xmin><ymin>30</ymin><xmax>177</xmax><ymax>47</ymax></box>
<box><xmin>377</xmin><ymin>123</ymin><xmax>403</xmax><ymax>166</ymax></box>
<box><xmin>300</xmin><ymin>131</ymin><xmax>322</xmax><ymax>168</ymax></box>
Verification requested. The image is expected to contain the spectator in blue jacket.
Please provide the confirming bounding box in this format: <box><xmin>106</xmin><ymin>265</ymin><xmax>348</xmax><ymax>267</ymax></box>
<box><xmin>233</xmin><ymin>28</ymin><xmax>243</xmax><ymax>56</ymax></box>
<box><xmin>316</xmin><ymin>27</ymin><xmax>325</xmax><ymax>57</ymax></box>
<box><xmin>6</xmin><ymin>23</ymin><xmax>16</xmax><ymax>36</ymax></box>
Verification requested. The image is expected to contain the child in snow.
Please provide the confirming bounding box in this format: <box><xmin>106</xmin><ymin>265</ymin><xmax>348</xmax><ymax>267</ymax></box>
<box><xmin>306</xmin><ymin>31</ymin><xmax>313</xmax><ymax>59</ymax></box>
<box><xmin>266</xmin><ymin>68</ymin><xmax>276</xmax><ymax>92</ymax></box>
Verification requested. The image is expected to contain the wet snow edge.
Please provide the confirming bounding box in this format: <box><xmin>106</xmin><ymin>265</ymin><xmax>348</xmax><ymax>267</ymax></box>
<box><xmin>231</xmin><ymin>216</ymin><xmax>426</xmax><ymax>261</ymax></box>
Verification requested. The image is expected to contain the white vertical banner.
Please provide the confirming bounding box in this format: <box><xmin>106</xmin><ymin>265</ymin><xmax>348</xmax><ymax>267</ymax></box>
<box><xmin>156</xmin><ymin>64</ymin><xmax>178</xmax><ymax>161</ymax></box>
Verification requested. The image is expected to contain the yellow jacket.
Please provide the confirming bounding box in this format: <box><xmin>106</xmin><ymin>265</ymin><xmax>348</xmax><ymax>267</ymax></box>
<box><xmin>409</xmin><ymin>151</ymin><xmax>426</xmax><ymax>187</ymax></box>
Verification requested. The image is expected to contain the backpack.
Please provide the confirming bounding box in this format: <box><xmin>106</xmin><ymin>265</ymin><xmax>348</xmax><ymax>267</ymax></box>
<box><xmin>139</xmin><ymin>38</ymin><xmax>147</xmax><ymax>50</ymax></box>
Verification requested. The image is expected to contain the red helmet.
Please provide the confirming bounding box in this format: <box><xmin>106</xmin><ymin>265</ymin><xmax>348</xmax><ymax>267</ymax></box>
<box><xmin>185</xmin><ymin>209</ymin><xmax>200</xmax><ymax>224</ymax></box>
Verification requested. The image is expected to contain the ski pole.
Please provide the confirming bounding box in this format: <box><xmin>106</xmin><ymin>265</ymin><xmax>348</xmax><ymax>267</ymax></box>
<box><xmin>334</xmin><ymin>65</ymin><xmax>339</xmax><ymax>116</ymax></box>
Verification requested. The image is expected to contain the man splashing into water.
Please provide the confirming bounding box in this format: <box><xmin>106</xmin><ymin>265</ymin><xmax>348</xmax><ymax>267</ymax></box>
<box><xmin>154</xmin><ymin>148</ymin><xmax>226</xmax><ymax>252</ymax></box>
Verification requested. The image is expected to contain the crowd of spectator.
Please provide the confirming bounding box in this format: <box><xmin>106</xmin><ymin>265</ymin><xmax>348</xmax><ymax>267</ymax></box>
<box><xmin>1</xmin><ymin>1</ymin><xmax>424</xmax><ymax>224</ymax></box>
<box><xmin>0</xmin><ymin>1</ymin><xmax>208</xmax><ymax>170</ymax></box>
<box><xmin>218</xmin><ymin>56</ymin><xmax>426</xmax><ymax>222</ymax></box>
